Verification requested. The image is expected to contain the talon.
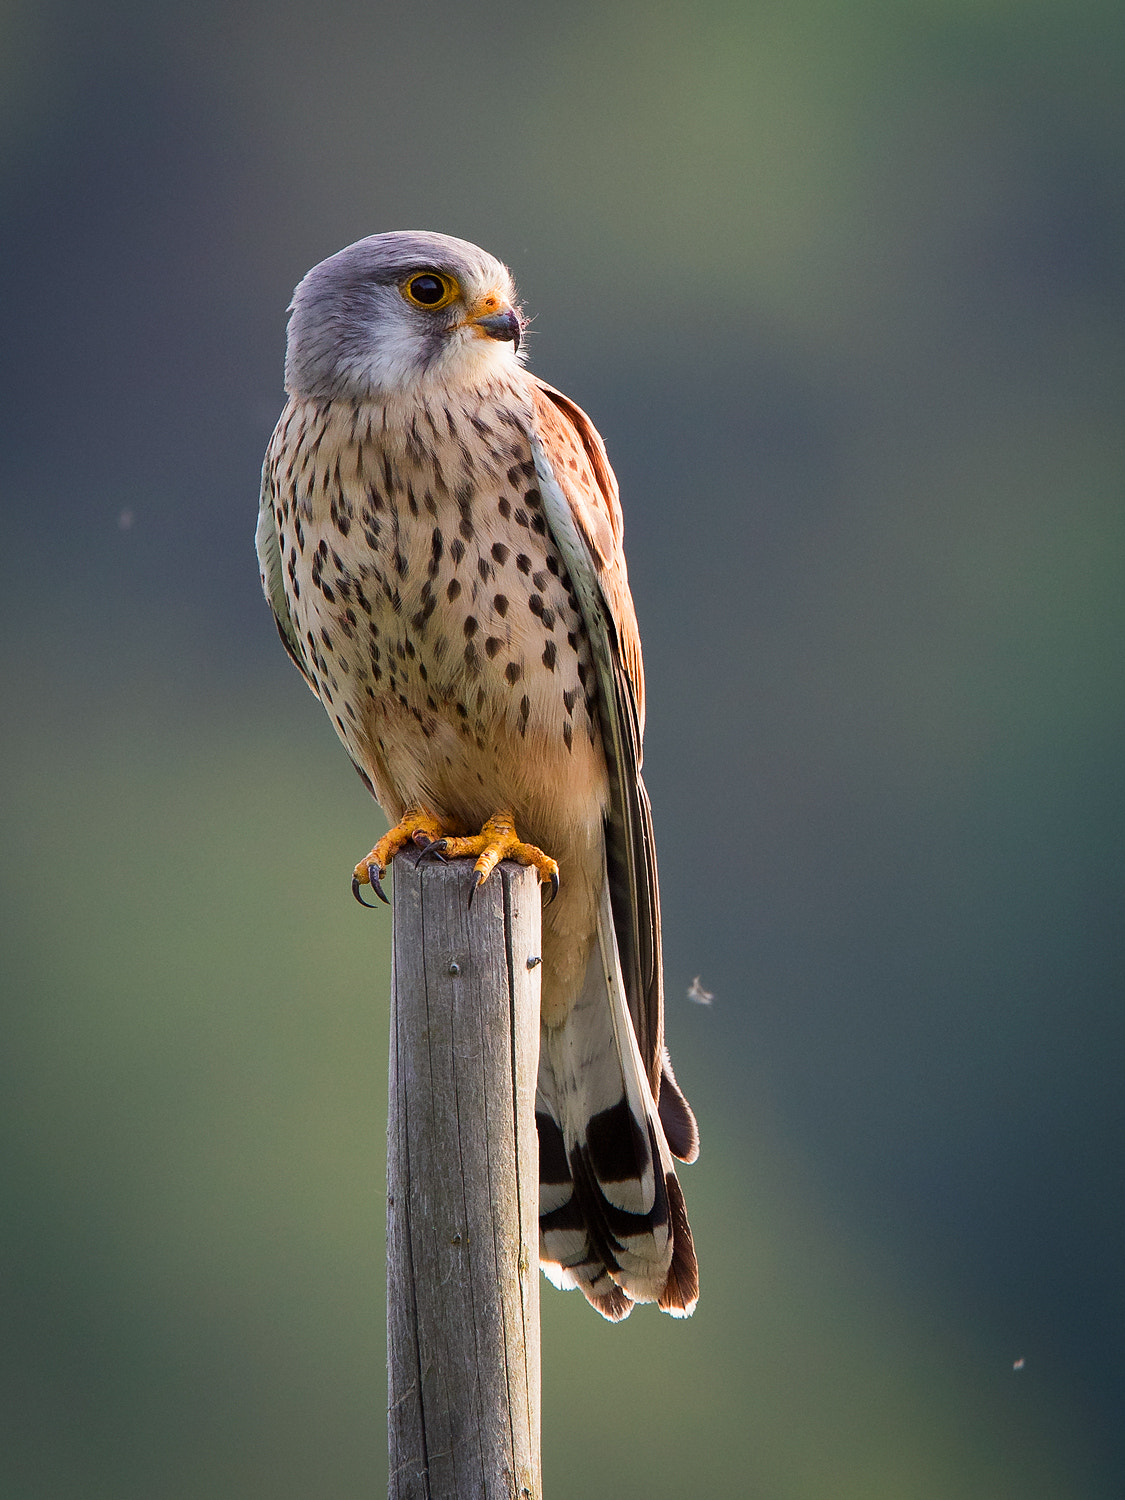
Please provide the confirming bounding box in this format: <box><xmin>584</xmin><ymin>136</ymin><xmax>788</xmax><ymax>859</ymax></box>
<box><xmin>414</xmin><ymin>838</ymin><xmax>449</xmax><ymax>866</ymax></box>
<box><xmin>545</xmin><ymin>868</ymin><xmax>560</xmax><ymax>905</ymax></box>
<box><xmin>369</xmin><ymin>863</ymin><xmax>390</xmax><ymax>904</ymax></box>
<box><xmin>352</xmin><ymin>871</ymin><xmax>385</xmax><ymax>909</ymax></box>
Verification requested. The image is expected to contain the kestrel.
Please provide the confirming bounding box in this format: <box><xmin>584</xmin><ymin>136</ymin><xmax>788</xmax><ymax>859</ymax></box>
<box><xmin>257</xmin><ymin>232</ymin><xmax>699</xmax><ymax>1319</ymax></box>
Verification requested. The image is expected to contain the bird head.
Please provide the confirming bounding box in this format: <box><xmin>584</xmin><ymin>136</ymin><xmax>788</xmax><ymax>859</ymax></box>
<box><xmin>284</xmin><ymin>231</ymin><xmax>526</xmax><ymax>402</ymax></box>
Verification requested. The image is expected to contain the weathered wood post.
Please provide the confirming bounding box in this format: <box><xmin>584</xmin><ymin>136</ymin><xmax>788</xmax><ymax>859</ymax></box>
<box><xmin>387</xmin><ymin>854</ymin><xmax>543</xmax><ymax>1500</ymax></box>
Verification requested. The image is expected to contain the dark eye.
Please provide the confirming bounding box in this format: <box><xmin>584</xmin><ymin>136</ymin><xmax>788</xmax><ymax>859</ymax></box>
<box><xmin>402</xmin><ymin>272</ymin><xmax>458</xmax><ymax>310</ymax></box>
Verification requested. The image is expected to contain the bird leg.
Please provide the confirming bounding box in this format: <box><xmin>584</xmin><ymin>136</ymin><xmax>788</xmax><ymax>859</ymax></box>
<box><xmin>352</xmin><ymin>807</ymin><xmax>449</xmax><ymax>907</ymax></box>
<box><xmin>424</xmin><ymin>809</ymin><xmax>560</xmax><ymax>904</ymax></box>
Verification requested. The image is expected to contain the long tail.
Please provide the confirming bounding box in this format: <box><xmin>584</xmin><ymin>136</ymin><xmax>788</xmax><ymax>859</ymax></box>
<box><xmin>535</xmin><ymin>878</ymin><xmax>699</xmax><ymax>1320</ymax></box>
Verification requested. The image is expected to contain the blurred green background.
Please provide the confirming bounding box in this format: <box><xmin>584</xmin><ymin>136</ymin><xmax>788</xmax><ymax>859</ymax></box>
<box><xmin>2</xmin><ymin>0</ymin><xmax>1123</xmax><ymax>1494</ymax></box>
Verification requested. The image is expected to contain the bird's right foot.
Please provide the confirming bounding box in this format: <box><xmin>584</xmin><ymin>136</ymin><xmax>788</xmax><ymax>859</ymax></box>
<box><xmin>352</xmin><ymin>808</ymin><xmax>449</xmax><ymax>907</ymax></box>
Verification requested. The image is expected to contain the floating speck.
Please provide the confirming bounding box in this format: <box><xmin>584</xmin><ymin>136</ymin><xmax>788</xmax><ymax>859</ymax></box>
<box><xmin>687</xmin><ymin>976</ymin><xmax>714</xmax><ymax>1005</ymax></box>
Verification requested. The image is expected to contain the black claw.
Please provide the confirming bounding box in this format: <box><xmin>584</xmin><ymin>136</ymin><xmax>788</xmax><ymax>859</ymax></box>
<box><xmin>353</xmin><ymin>863</ymin><xmax>389</xmax><ymax>908</ymax></box>
<box><xmin>467</xmin><ymin>874</ymin><xmax>481</xmax><ymax>909</ymax></box>
<box><xmin>544</xmin><ymin>869</ymin><xmax>560</xmax><ymax>906</ymax></box>
<box><xmin>413</xmin><ymin>837</ymin><xmax>448</xmax><ymax>867</ymax></box>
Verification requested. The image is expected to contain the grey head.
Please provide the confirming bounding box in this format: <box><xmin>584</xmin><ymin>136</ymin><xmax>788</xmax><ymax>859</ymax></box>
<box><xmin>284</xmin><ymin>231</ymin><xmax>525</xmax><ymax>401</ymax></box>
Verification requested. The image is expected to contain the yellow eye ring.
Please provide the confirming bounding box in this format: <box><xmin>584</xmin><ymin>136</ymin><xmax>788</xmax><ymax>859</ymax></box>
<box><xmin>401</xmin><ymin>272</ymin><xmax>459</xmax><ymax>310</ymax></box>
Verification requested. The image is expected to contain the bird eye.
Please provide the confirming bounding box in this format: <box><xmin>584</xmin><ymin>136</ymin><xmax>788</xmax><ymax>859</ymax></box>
<box><xmin>402</xmin><ymin>272</ymin><xmax>458</xmax><ymax>310</ymax></box>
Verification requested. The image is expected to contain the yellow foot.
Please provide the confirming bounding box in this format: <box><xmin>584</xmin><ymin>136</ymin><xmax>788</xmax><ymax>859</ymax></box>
<box><xmin>426</xmin><ymin>810</ymin><xmax>560</xmax><ymax>905</ymax></box>
<box><xmin>352</xmin><ymin>808</ymin><xmax>448</xmax><ymax>907</ymax></box>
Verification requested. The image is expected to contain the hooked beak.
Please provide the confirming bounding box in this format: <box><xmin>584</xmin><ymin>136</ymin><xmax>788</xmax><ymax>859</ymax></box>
<box><xmin>468</xmin><ymin>301</ymin><xmax>523</xmax><ymax>352</ymax></box>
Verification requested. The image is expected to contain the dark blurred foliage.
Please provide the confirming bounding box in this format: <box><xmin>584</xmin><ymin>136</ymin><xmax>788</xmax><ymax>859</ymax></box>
<box><xmin>2</xmin><ymin>1</ymin><xmax>1123</xmax><ymax>1494</ymax></box>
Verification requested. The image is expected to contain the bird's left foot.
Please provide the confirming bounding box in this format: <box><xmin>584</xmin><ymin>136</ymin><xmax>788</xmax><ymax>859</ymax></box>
<box><xmin>423</xmin><ymin>809</ymin><xmax>560</xmax><ymax>904</ymax></box>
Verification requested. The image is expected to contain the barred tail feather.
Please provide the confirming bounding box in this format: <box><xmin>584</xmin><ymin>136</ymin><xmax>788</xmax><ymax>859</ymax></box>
<box><xmin>536</xmin><ymin>877</ymin><xmax>698</xmax><ymax>1320</ymax></box>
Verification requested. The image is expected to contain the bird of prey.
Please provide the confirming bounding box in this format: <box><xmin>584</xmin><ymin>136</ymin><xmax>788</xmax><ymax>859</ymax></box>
<box><xmin>257</xmin><ymin>232</ymin><xmax>698</xmax><ymax>1318</ymax></box>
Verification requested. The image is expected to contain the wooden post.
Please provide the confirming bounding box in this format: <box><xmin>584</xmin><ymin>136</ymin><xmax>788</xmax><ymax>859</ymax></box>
<box><xmin>387</xmin><ymin>854</ymin><xmax>543</xmax><ymax>1500</ymax></box>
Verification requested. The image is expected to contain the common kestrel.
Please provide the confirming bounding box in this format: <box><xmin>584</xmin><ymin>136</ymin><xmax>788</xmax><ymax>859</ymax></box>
<box><xmin>257</xmin><ymin>232</ymin><xmax>698</xmax><ymax>1318</ymax></box>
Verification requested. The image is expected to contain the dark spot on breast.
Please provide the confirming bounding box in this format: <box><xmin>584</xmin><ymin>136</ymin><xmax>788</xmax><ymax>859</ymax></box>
<box><xmin>459</xmin><ymin>514</ymin><xmax>474</xmax><ymax>541</ymax></box>
<box><xmin>516</xmin><ymin>554</ymin><xmax>531</xmax><ymax>575</ymax></box>
<box><xmin>394</xmin><ymin>552</ymin><xmax>409</xmax><ymax>578</ymax></box>
<box><xmin>498</xmin><ymin>497</ymin><xmax>511</xmax><ymax>519</ymax></box>
<box><xmin>563</xmin><ymin>721</ymin><xmax>573</xmax><ymax>752</ymax></box>
<box><xmin>450</xmin><ymin>538</ymin><xmax>465</xmax><ymax>565</ymax></box>
<box><xmin>447</xmin><ymin>578</ymin><xmax>462</xmax><ymax>601</ymax></box>
<box><xmin>524</xmin><ymin>488</ymin><xmax>541</xmax><ymax>509</ymax></box>
<box><xmin>528</xmin><ymin>595</ymin><xmax>543</xmax><ymax>617</ymax></box>
<box><xmin>532</xmin><ymin>570</ymin><xmax>549</xmax><ymax>590</ymax></box>
<box><xmin>477</xmin><ymin>556</ymin><xmax>492</xmax><ymax>581</ymax></box>
<box><xmin>494</xmin><ymin>594</ymin><xmax>509</xmax><ymax>617</ymax></box>
<box><xmin>545</xmin><ymin>554</ymin><xmax>560</xmax><ymax>576</ymax></box>
<box><xmin>514</xmin><ymin>509</ymin><xmax>529</xmax><ymax>528</ymax></box>
<box><xmin>485</xmin><ymin>636</ymin><xmax>502</xmax><ymax>659</ymax></box>
<box><xmin>491</xmin><ymin>542</ymin><xmax>510</xmax><ymax>565</ymax></box>
<box><xmin>542</xmin><ymin>641</ymin><xmax>556</xmax><ymax>670</ymax></box>
<box><xmin>563</xmin><ymin>688</ymin><xmax>577</xmax><ymax>715</ymax></box>
<box><xmin>463</xmin><ymin>616</ymin><xmax>478</xmax><ymax>638</ymax></box>
<box><xmin>410</xmin><ymin>596</ymin><xmax>436</xmax><ymax>631</ymax></box>
<box><xmin>530</xmin><ymin>514</ymin><xmax>547</xmax><ymax>535</ymax></box>
<box><xmin>505</xmin><ymin>661</ymin><xmax>522</xmax><ymax>684</ymax></box>
<box><xmin>540</xmin><ymin>607</ymin><xmax>555</xmax><ymax>630</ymax></box>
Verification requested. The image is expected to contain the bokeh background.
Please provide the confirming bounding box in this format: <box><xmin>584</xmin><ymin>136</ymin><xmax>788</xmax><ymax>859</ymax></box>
<box><xmin>2</xmin><ymin>1</ymin><xmax>1123</xmax><ymax>1495</ymax></box>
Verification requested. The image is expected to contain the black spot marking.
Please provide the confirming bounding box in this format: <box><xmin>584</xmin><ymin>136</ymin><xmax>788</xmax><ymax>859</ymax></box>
<box><xmin>528</xmin><ymin>595</ymin><xmax>543</xmax><ymax>617</ymax></box>
<box><xmin>463</xmin><ymin>616</ymin><xmax>478</xmax><ymax>638</ymax></box>
<box><xmin>516</xmin><ymin>554</ymin><xmax>531</xmax><ymax>575</ymax></box>
<box><xmin>447</xmin><ymin>578</ymin><xmax>462</xmax><ymax>601</ymax></box>
<box><xmin>485</xmin><ymin>636</ymin><xmax>502</xmax><ymax>659</ymax></box>
<box><xmin>494</xmin><ymin>593</ymin><xmax>509</xmax><ymax>617</ymax></box>
<box><xmin>491</xmin><ymin>541</ymin><xmax>510</xmax><ymax>565</ymax></box>
<box><xmin>586</xmin><ymin>1099</ymin><xmax>646</xmax><ymax>1184</ymax></box>
<box><xmin>498</xmin><ymin>496</ymin><xmax>511</xmax><ymax>519</ymax></box>
<box><xmin>505</xmin><ymin>661</ymin><xmax>522</xmax><ymax>684</ymax></box>
<box><xmin>450</xmin><ymin>538</ymin><xmax>466</xmax><ymax>565</ymax></box>
<box><xmin>536</xmin><ymin>1112</ymin><xmax>572</xmax><ymax>1186</ymax></box>
<box><xmin>542</xmin><ymin>641</ymin><xmax>556</xmax><ymax>671</ymax></box>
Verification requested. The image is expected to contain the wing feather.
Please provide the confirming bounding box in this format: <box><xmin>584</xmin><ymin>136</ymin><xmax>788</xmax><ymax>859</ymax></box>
<box><xmin>256</xmin><ymin>415</ymin><xmax>317</xmax><ymax>691</ymax></box>
<box><xmin>530</xmin><ymin>378</ymin><xmax>665</xmax><ymax>1097</ymax></box>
